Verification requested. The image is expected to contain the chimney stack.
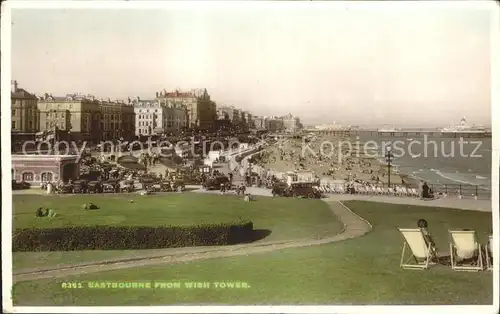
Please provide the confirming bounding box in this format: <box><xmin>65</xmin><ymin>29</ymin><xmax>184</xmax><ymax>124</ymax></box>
<box><xmin>11</xmin><ymin>80</ymin><xmax>18</xmax><ymax>92</ymax></box>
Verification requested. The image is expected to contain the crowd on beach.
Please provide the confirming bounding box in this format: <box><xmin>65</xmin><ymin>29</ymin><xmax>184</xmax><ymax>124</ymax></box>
<box><xmin>253</xmin><ymin>136</ymin><xmax>403</xmax><ymax>185</ymax></box>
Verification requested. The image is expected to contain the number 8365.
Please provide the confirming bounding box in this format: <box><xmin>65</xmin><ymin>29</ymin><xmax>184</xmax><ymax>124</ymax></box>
<box><xmin>61</xmin><ymin>282</ymin><xmax>83</xmax><ymax>289</ymax></box>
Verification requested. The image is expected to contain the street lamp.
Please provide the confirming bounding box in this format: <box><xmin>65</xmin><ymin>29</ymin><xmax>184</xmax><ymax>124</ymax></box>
<box><xmin>385</xmin><ymin>145</ymin><xmax>394</xmax><ymax>188</ymax></box>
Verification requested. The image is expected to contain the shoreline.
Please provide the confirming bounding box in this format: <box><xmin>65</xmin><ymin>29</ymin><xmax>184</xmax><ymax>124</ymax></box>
<box><xmin>254</xmin><ymin>136</ymin><xmax>490</xmax><ymax>190</ymax></box>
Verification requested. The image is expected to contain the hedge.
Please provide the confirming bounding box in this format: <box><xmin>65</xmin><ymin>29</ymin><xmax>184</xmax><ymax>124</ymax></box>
<box><xmin>12</xmin><ymin>221</ymin><xmax>254</xmax><ymax>251</ymax></box>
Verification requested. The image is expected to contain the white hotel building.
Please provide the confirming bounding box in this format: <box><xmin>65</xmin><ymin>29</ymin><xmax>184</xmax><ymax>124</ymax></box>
<box><xmin>133</xmin><ymin>98</ymin><xmax>188</xmax><ymax>136</ymax></box>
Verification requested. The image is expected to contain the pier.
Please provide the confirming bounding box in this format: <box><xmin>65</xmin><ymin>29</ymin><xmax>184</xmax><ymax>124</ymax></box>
<box><xmin>302</xmin><ymin>128</ymin><xmax>491</xmax><ymax>138</ymax></box>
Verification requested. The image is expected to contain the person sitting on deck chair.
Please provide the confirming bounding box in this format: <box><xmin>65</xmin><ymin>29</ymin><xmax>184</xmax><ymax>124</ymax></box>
<box><xmin>455</xmin><ymin>228</ymin><xmax>481</xmax><ymax>263</ymax></box>
<box><xmin>417</xmin><ymin>219</ymin><xmax>438</xmax><ymax>259</ymax></box>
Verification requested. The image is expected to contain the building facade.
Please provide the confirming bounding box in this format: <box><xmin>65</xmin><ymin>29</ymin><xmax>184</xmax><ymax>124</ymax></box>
<box><xmin>38</xmin><ymin>93</ymin><xmax>136</xmax><ymax>143</ymax></box>
<box><xmin>253</xmin><ymin>116</ymin><xmax>269</xmax><ymax>130</ymax></box>
<box><xmin>283</xmin><ymin>113</ymin><xmax>302</xmax><ymax>133</ymax></box>
<box><xmin>99</xmin><ymin>98</ymin><xmax>136</xmax><ymax>141</ymax></box>
<box><xmin>268</xmin><ymin>116</ymin><xmax>284</xmax><ymax>132</ymax></box>
<box><xmin>38</xmin><ymin>93</ymin><xmax>102</xmax><ymax>143</ymax></box>
<box><xmin>134</xmin><ymin>98</ymin><xmax>188</xmax><ymax>136</ymax></box>
<box><xmin>12</xmin><ymin>154</ymin><xmax>80</xmax><ymax>186</ymax></box>
<box><xmin>156</xmin><ymin>88</ymin><xmax>216</xmax><ymax>130</ymax></box>
<box><xmin>242</xmin><ymin>111</ymin><xmax>253</xmax><ymax>128</ymax></box>
<box><xmin>11</xmin><ymin>81</ymin><xmax>39</xmax><ymax>133</ymax></box>
<box><xmin>218</xmin><ymin>105</ymin><xmax>243</xmax><ymax>126</ymax></box>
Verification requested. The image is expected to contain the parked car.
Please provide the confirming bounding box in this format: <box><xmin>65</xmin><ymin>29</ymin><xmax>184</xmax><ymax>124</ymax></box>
<box><xmin>12</xmin><ymin>180</ymin><xmax>31</xmax><ymax>190</ymax></box>
<box><xmin>73</xmin><ymin>180</ymin><xmax>89</xmax><ymax>193</ymax></box>
<box><xmin>288</xmin><ymin>182</ymin><xmax>322</xmax><ymax>198</ymax></box>
<box><xmin>88</xmin><ymin>181</ymin><xmax>102</xmax><ymax>193</ymax></box>
<box><xmin>172</xmin><ymin>179</ymin><xmax>186</xmax><ymax>192</ymax></box>
<box><xmin>271</xmin><ymin>182</ymin><xmax>290</xmax><ymax>197</ymax></box>
<box><xmin>202</xmin><ymin>175</ymin><xmax>230</xmax><ymax>190</ymax></box>
<box><xmin>102</xmin><ymin>179</ymin><xmax>119</xmax><ymax>193</ymax></box>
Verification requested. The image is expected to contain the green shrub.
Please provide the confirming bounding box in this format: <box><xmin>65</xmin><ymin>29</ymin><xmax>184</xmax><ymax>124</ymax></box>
<box><xmin>12</xmin><ymin>221</ymin><xmax>254</xmax><ymax>251</ymax></box>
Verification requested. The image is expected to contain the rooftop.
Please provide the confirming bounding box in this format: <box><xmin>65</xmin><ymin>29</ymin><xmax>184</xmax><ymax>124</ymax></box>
<box><xmin>11</xmin><ymin>88</ymin><xmax>37</xmax><ymax>100</ymax></box>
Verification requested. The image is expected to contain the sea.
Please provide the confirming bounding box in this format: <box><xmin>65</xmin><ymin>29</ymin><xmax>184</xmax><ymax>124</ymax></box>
<box><xmin>340</xmin><ymin>135</ymin><xmax>492</xmax><ymax>189</ymax></box>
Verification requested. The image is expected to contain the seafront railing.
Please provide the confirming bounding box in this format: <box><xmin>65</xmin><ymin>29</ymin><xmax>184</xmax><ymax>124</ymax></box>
<box><xmin>318</xmin><ymin>182</ymin><xmax>491</xmax><ymax>200</ymax></box>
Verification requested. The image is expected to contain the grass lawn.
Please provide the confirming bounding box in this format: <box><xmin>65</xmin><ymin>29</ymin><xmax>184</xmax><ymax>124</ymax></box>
<box><xmin>12</xmin><ymin>200</ymin><xmax>493</xmax><ymax>305</ymax></box>
<box><xmin>12</xmin><ymin>193</ymin><xmax>344</xmax><ymax>270</ymax></box>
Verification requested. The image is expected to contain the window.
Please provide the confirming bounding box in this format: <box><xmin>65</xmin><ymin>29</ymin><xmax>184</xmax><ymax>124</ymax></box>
<box><xmin>12</xmin><ymin>121</ymin><xmax>16</xmax><ymax>129</ymax></box>
<box><xmin>22</xmin><ymin>172</ymin><xmax>34</xmax><ymax>182</ymax></box>
<box><xmin>12</xmin><ymin>109</ymin><xmax>16</xmax><ymax>116</ymax></box>
<box><xmin>41</xmin><ymin>172</ymin><xmax>53</xmax><ymax>182</ymax></box>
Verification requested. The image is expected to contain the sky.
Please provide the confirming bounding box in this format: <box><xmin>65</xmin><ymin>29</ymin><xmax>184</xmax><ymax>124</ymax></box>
<box><xmin>10</xmin><ymin>3</ymin><xmax>494</xmax><ymax>127</ymax></box>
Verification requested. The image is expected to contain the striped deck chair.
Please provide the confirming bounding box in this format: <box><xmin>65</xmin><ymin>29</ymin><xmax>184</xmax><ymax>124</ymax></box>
<box><xmin>398</xmin><ymin>228</ymin><xmax>438</xmax><ymax>270</ymax></box>
<box><xmin>401</xmin><ymin>187</ymin><xmax>410</xmax><ymax>197</ymax></box>
<box><xmin>395</xmin><ymin>186</ymin><xmax>403</xmax><ymax>196</ymax></box>
<box><xmin>449</xmin><ymin>230</ymin><xmax>484</xmax><ymax>271</ymax></box>
<box><xmin>326</xmin><ymin>185</ymin><xmax>333</xmax><ymax>193</ymax></box>
<box><xmin>485</xmin><ymin>235</ymin><xmax>493</xmax><ymax>271</ymax></box>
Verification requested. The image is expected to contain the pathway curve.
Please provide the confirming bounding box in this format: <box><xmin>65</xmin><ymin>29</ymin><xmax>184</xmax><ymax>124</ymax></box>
<box><xmin>13</xmin><ymin>199</ymin><xmax>372</xmax><ymax>283</ymax></box>
<box><xmin>13</xmin><ymin>190</ymin><xmax>490</xmax><ymax>283</ymax></box>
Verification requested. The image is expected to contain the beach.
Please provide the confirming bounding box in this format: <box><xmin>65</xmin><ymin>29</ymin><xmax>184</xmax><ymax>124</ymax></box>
<box><xmin>254</xmin><ymin>135</ymin><xmax>491</xmax><ymax>189</ymax></box>
<box><xmin>255</xmin><ymin>136</ymin><xmax>405</xmax><ymax>186</ymax></box>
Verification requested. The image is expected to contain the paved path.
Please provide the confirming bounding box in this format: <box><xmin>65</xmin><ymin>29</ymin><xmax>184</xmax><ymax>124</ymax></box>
<box><xmin>324</xmin><ymin>194</ymin><xmax>492</xmax><ymax>212</ymax></box>
<box><xmin>13</xmin><ymin>200</ymin><xmax>371</xmax><ymax>283</ymax></box>
<box><xmin>192</xmin><ymin>187</ymin><xmax>491</xmax><ymax>211</ymax></box>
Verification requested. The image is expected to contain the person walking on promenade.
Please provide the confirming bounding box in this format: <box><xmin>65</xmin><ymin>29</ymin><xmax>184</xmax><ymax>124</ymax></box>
<box><xmin>418</xmin><ymin>180</ymin><xmax>424</xmax><ymax>200</ymax></box>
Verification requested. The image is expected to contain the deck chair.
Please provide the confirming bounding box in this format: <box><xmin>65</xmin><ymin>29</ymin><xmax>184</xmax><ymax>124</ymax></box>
<box><xmin>449</xmin><ymin>230</ymin><xmax>484</xmax><ymax>271</ymax></box>
<box><xmin>398</xmin><ymin>228</ymin><xmax>438</xmax><ymax>270</ymax></box>
<box><xmin>485</xmin><ymin>235</ymin><xmax>493</xmax><ymax>271</ymax></box>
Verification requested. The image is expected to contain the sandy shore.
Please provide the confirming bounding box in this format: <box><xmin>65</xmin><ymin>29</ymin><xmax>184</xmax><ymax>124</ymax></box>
<box><xmin>255</xmin><ymin>136</ymin><xmax>415</xmax><ymax>186</ymax></box>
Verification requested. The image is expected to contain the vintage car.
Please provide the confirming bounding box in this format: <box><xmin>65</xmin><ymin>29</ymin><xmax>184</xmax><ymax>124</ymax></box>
<box><xmin>159</xmin><ymin>181</ymin><xmax>173</xmax><ymax>192</ymax></box>
<box><xmin>102</xmin><ymin>179</ymin><xmax>119</xmax><ymax>193</ymax></box>
<box><xmin>57</xmin><ymin>183</ymin><xmax>74</xmax><ymax>194</ymax></box>
<box><xmin>119</xmin><ymin>179</ymin><xmax>135</xmax><ymax>193</ymax></box>
<box><xmin>88</xmin><ymin>181</ymin><xmax>102</xmax><ymax>193</ymax></box>
<box><xmin>172</xmin><ymin>179</ymin><xmax>186</xmax><ymax>192</ymax></box>
<box><xmin>202</xmin><ymin>175</ymin><xmax>231</xmax><ymax>190</ymax></box>
<box><xmin>271</xmin><ymin>182</ymin><xmax>290</xmax><ymax>197</ymax></box>
<box><xmin>72</xmin><ymin>180</ymin><xmax>89</xmax><ymax>193</ymax></box>
<box><xmin>288</xmin><ymin>182</ymin><xmax>322</xmax><ymax>199</ymax></box>
<box><xmin>12</xmin><ymin>180</ymin><xmax>31</xmax><ymax>190</ymax></box>
<box><xmin>140</xmin><ymin>176</ymin><xmax>158</xmax><ymax>191</ymax></box>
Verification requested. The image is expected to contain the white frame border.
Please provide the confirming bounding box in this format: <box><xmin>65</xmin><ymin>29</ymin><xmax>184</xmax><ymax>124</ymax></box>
<box><xmin>1</xmin><ymin>1</ymin><xmax>498</xmax><ymax>313</ymax></box>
